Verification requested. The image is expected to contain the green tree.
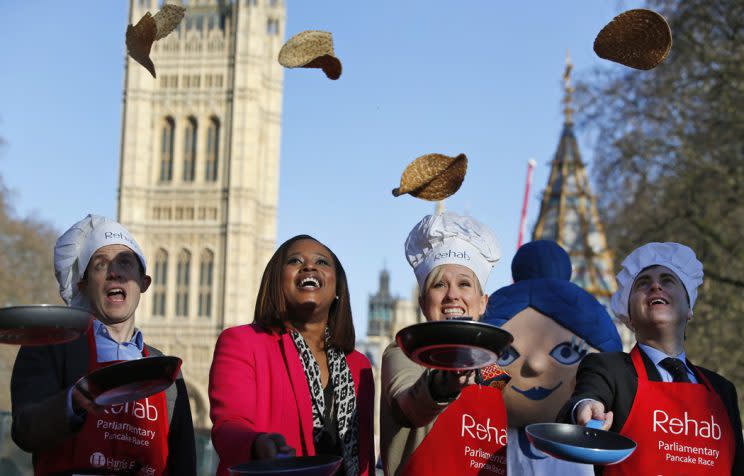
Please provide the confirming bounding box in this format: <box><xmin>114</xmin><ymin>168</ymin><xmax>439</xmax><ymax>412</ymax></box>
<box><xmin>576</xmin><ymin>0</ymin><xmax>744</xmax><ymax>412</ymax></box>
<box><xmin>0</xmin><ymin>136</ymin><xmax>60</xmax><ymax>415</ymax></box>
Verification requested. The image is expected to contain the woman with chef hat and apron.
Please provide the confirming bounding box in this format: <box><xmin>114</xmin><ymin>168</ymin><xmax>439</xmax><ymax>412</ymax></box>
<box><xmin>10</xmin><ymin>214</ymin><xmax>196</xmax><ymax>475</ymax></box>
<box><xmin>380</xmin><ymin>211</ymin><xmax>508</xmax><ymax>476</ymax></box>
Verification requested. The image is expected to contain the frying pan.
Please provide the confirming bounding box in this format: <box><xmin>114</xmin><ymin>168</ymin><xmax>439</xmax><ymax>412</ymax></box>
<box><xmin>228</xmin><ymin>455</ymin><xmax>343</xmax><ymax>475</ymax></box>
<box><xmin>75</xmin><ymin>355</ymin><xmax>182</xmax><ymax>406</ymax></box>
<box><xmin>396</xmin><ymin>320</ymin><xmax>513</xmax><ymax>371</ymax></box>
<box><xmin>525</xmin><ymin>419</ymin><xmax>637</xmax><ymax>465</ymax></box>
<box><xmin>0</xmin><ymin>305</ymin><xmax>92</xmax><ymax>346</ymax></box>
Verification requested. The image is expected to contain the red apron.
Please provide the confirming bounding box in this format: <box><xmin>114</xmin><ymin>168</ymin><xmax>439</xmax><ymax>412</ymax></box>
<box><xmin>401</xmin><ymin>385</ymin><xmax>508</xmax><ymax>476</ymax></box>
<box><xmin>35</xmin><ymin>330</ymin><xmax>170</xmax><ymax>476</ymax></box>
<box><xmin>604</xmin><ymin>345</ymin><xmax>735</xmax><ymax>476</ymax></box>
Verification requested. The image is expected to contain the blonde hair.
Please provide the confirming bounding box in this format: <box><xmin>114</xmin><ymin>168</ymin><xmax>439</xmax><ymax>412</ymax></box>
<box><xmin>422</xmin><ymin>265</ymin><xmax>485</xmax><ymax>297</ymax></box>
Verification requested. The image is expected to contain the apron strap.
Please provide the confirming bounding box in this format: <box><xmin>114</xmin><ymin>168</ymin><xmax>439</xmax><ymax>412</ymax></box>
<box><xmin>85</xmin><ymin>325</ymin><xmax>98</xmax><ymax>368</ymax></box>
<box><xmin>629</xmin><ymin>345</ymin><xmax>648</xmax><ymax>381</ymax></box>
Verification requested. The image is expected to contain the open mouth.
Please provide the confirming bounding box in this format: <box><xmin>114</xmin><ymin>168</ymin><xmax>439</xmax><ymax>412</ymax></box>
<box><xmin>511</xmin><ymin>381</ymin><xmax>562</xmax><ymax>400</ymax></box>
<box><xmin>648</xmin><ymin>297</ymin><xmax>669</xmax><ymax>306</ymax></box>
<box><xmin>298</xmin><ymin>276</ymin><xmax>321</xmax><ymax>289</ymax></box>
<box><xmin>442</xmin><ymin>306</ymin><xmax>466</xmax><ymax>318</ymax></box>
<box><xmin>106</xmin><ymin>288</ymin><xmax>127</xmax><ymax>302</ymax></box>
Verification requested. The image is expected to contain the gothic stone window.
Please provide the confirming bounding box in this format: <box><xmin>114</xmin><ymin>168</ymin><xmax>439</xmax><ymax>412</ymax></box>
<box><xmin>152</xmin><ymin>249</ymin><xmax>168</xmax><ymax>317</ymax></box>
<box><xmin>160</xmin><ymin>117</ymin><xmax>175</xmax><ymax>182</ymax></box>
<box><xmin>183</xmin><ymin>116</ymin><xmax>197</xmax><ymax>182</ymax></box>
<box><xmin>198</xmin><ymin>249</ymin><xmax>214</xmax><ymax>318</ymax></box>
<box><xmin>205</xmin><ymin>117</ymin><xmax>220</xmax><ymax>182</ymax></box>
<box><xmin>176</xmin><ymin>249</ymin><xmax>191</xmax><ymax>317</ymax></box>
<box><xmin>267</xmin><ymin>18</ymin><xmax>279</xmax><ymax>35</ymax></box>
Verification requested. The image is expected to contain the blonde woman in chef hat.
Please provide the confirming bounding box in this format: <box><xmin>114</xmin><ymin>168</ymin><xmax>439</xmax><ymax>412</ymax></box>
<box><xmin>380</xmin><ymin>211</ymin><xmax>509</xmax><ymax>476</ymax></box>
<box><xmin>10</xmin><ymin>214</ymin><xmax>196</xmax><ymax>475</ymax></box>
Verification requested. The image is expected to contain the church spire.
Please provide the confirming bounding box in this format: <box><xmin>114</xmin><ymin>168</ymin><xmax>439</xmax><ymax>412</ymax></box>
<box><xmin>532</xmin><ymin>57</ymin><xmax>631</xmax><ymax>348</ymax></box>
<box><xmin>562</xmin><ymin>50</ymin><xmax>574</xmax><ymax>125</ymax></box>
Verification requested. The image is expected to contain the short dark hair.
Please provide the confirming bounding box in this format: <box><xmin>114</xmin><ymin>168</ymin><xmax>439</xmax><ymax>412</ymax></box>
<box><xmin>253</xmin><ymin>235</ymin><xmax>356</xmax><ymax>354</ymax></box>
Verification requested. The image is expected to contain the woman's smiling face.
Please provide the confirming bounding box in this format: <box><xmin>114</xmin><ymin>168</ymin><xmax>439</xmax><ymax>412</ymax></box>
<box><xmin>498</xmin><ymin>308</ymin><xmax>597</xmax><ymax>428</ymax></box>
<box><xmin>281</xmin><ymin>239</ymin><xmax>337</xmax><ymax>319</ymax></box>
<box><xmin>418</xmin><ymin>264</ymin><xmax>488</xmax><ymax>322</ymax></box>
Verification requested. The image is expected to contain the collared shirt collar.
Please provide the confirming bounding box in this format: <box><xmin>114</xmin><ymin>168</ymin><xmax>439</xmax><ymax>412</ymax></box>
<box><xmin>92</xmin><ymin>319</ymin><xmax>144</xmax><ymax>362</ymax></box>
<box><xmin>638</xmin><ymin>342</ymin><xmax>696</xmax><ymax>383</ymax></box>
<box><xmin>638</xmin><ymin>342</ymin><xmax>686</xmax><ymax>365</ymax></box>
<box><xmin>93</xmin><ymin>319</ymin><xmax>144</xmax><ymax>348</ymax></box>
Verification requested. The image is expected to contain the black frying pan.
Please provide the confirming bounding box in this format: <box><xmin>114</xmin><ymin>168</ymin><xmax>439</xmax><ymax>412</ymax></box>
<box><xmin>396</xmin><ymin>319</ymin><xmax>513</xmax><ymax>370</ymax></box>
<box><xmin>75</xmin><ymin>355</ymin><xmax>182</xmax><ymax>406</ymax></box>
<box><xmin>229</xmin><ymin>455</ymin><xmax>343</xmax><ymax>475</ymax></box>
<box><xmin>0</xmin><ymin>305</ymin><xmax>92</xmax><ymax>346</ymax></box>
<box><xmin>525</xmin><ymin>420</ymin><xmax>637</xmax><ymax>465</ymax></box>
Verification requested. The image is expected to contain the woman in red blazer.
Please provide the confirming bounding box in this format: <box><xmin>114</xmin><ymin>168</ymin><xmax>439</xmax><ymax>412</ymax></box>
<box><xmin>209</xmin><ymin>235</ymin><xmax>375</xmax><ymax>476</ymax></box>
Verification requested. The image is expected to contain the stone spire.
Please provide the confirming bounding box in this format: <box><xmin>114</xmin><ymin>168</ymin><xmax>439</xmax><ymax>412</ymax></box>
<box><xmin>532</xmin><ymin>56</ymin><xmax>631</xmax><ymax>347</ymax></box>
<box><xmin>562</xmin><ymin>50</ymin><xmax>574</xmax><ymax>125</ymax></box>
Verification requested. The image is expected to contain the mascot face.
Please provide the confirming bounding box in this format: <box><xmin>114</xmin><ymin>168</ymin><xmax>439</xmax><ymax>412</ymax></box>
<box><xmin>498</xmin><ymin>307</ymin><xmax>597</xmax><ymax>428</ymax></box>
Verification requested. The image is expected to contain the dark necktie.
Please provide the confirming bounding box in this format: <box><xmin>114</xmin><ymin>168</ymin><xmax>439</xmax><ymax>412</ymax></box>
<box><xmin>660</xmin><ymin>357</ymin><xmax>691</xmax><ymax>383</ymax></box>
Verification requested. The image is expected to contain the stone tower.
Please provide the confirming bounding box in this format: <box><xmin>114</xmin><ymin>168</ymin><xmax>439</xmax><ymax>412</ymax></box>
<box><xmin>118</xmin><ymin>0</ymin><xmax>285</xmax><ymax>428</ymax></box>
<box><xmin>532</xmin><ymin>54</ymin><xmax>633</xmax><ymax>349</ymax></box>
<box><xmin>367</xmin><ymin>268</ymin><xmax>394</xmax><ymax>338</ymax></box>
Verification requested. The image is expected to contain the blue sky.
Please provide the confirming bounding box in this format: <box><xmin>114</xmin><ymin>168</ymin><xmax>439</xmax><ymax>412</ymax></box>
<box><xmin>0</xmin><ymin>0</ymin><xmax>642</xmax><ymax>337</ymax></box>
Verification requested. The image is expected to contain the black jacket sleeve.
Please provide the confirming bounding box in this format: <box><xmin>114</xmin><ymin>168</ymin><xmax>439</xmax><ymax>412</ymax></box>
<box><xmin>10</xmin><ymin>339</ymin><xmax>87</xmax><ymax>452</ymax></box>
<box><xmin>700</xmin><ymin>368</ymin><xmax>744</xmax><ymax>476</ymax></box>
<box><xmin>146</xmin><ymin>344</ymin><xmax>197</xmax><ymax>476</ymax></box>
<box><xmin>557</xmin><ymin>352</ymin><xmax>627</xmax><ymax>430</ymax></box>
<box><xmin>166</xmin><ymin>375</ymin><xmax>197</xmax><ymax>476</ymax></box>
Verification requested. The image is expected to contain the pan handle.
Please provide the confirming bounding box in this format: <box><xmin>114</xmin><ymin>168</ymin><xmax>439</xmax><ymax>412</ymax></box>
<box><xmin>74</xmin><ymin>379</ymin><xmax>96</xmax><ymax>402</ymax></box>
<box><xmin>586</xmin><ymin>419</ymin><xmax>605</xmax><ymax>429</ymax></box>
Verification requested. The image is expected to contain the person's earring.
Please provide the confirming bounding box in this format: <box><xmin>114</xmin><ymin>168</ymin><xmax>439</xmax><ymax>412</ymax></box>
<box><xmin>334</xmin><ymin>295</ymin><xmax>339</xmax><ymax>300</ymax></box>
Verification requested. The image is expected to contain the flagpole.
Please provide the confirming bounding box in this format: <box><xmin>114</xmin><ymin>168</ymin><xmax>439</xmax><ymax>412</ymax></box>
<box><xmin>517</xmin><ymin>159</ymin><xmax>537</xmax><ymax>249</ymax></box>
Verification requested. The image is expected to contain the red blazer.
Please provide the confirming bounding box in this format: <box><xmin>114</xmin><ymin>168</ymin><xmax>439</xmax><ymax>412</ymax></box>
<box><xmin>209</xmin><ymin>323</ymin><xmax>375</xmax><ymax>476</ymax></box>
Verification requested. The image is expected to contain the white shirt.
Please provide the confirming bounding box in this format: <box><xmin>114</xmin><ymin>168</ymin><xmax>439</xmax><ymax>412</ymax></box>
<box><xmin>637</xmin><ymin>343</ymin><xmax>697</xmax><ymax>383</ymax></box>
<box><xmin>507</xmin><ymin>427</ymin><xmax>595</xmax><ymax>476</ymax></box>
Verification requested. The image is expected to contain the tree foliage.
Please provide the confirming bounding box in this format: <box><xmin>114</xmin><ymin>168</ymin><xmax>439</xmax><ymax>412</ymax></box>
<box><xmin>0</xmin><ymin>181</ymin><xmax>60</xmax><ymax>307</ymax></box>
<box><xmin>0</xmin><ymin>142</ymin><xmax>61</xmax><ymax>413</ymax></box>
<box><xmin>576</xmin><ymin>0</ymin><xmax>744</xmax><ymax>411</ymax></box>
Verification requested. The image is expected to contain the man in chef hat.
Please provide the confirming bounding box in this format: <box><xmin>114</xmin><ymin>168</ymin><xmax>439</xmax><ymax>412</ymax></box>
<box><xmin>559</xmin><ymin>242</ymin><xmax>743</xmax><ymax>475</ymax></box>
<box><xmin>381</xmin><ymin>211</ymin><xmax>509</xmax><ymax>476</ymax></box>
<box><xmin>11</xmin><ymin>214</ymin><xmax>196</xmax><ymax>475</ymax></box>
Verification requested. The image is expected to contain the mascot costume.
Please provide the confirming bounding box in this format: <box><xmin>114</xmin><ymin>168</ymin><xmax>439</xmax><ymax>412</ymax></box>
<box><xmin>482</xmin><ymin>240</ymin><xmax>622</xmax><ymax>475</ymax></box>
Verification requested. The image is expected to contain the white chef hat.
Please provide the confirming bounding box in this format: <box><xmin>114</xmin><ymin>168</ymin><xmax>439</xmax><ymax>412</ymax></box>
<box><xmin>54</xmin><ymin>214</ymin><xmax>146</xmax><ymax>308</ymax></box>
<box><xmin>405</xmin><ymin>211</ymin><xmax>501</xmax><ymax>291</ymax></box>
<box><xmin>610</xmin><ymin>242</ymin><xmax>703</xmax><ymax>323</ymax></box>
